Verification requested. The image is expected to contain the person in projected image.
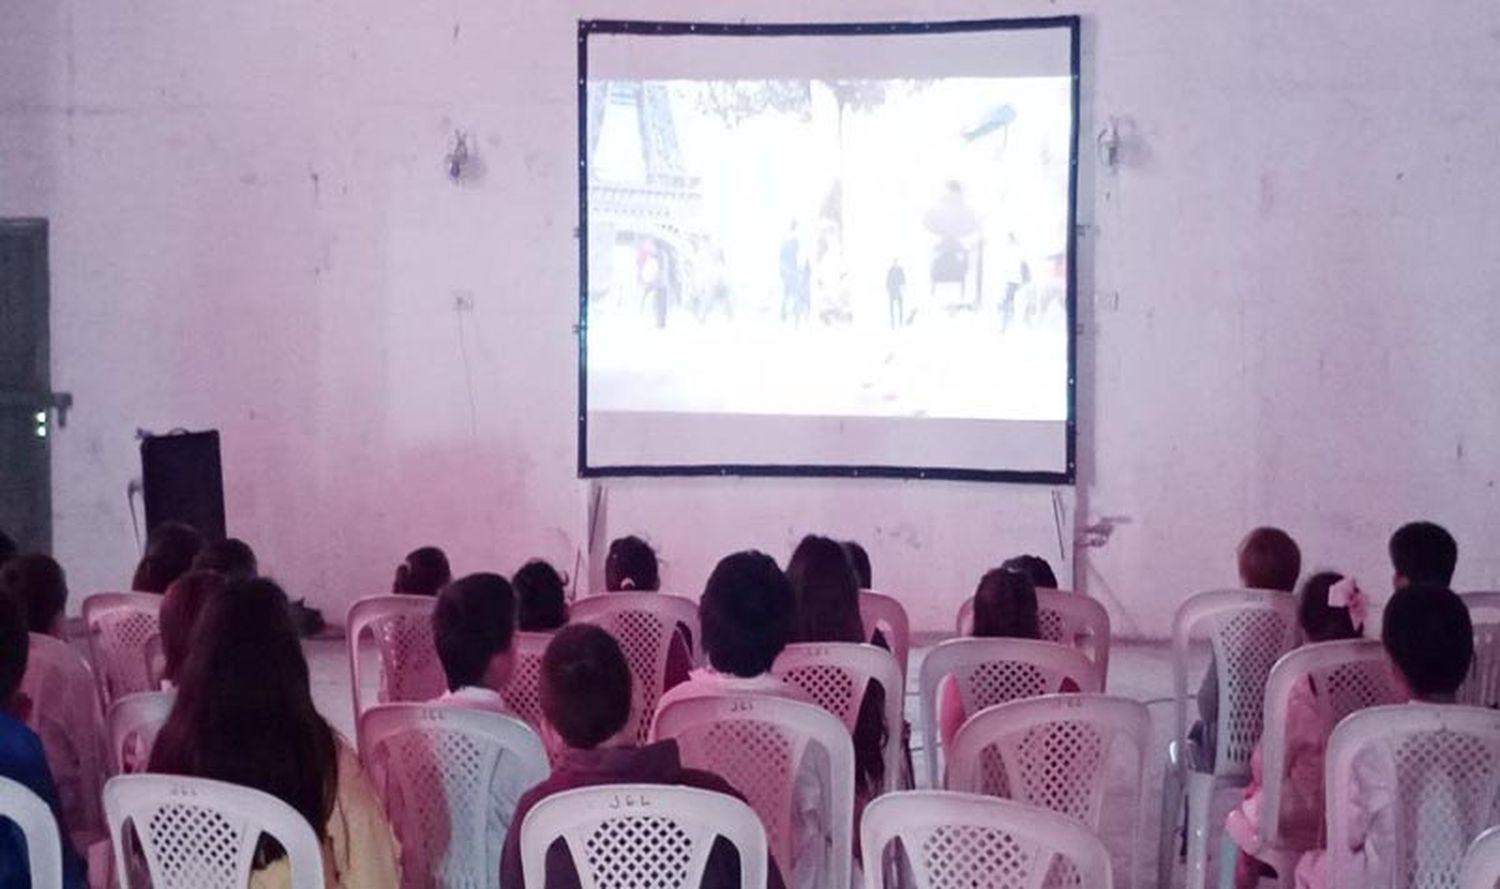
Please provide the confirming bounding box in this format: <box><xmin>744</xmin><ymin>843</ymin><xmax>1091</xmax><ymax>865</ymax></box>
<box><xmin>886</xmin><ymin>258</ymin><xmax>906</xmax><ymax>329</ymax></box>
<box><xmin>779</xmin><ymin>220</ymin><xmax>809</xmax><ymax>326</ymax></box>
<box><xmin>924</xmin><ymin>180</ymin><xmax>982</xmax><ymax>311</ymax></box>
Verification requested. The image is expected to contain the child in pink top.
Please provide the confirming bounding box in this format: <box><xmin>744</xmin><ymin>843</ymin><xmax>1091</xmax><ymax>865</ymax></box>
<box><xmin>1225</xmin><ymin>572</ymin><xmax>1367</xmax><ymax>887</ymax></box>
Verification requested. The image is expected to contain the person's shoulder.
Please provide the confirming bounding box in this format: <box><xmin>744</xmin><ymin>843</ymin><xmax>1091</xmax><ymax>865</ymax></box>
<box><xmin>675</xmin><ymin>766</ymin><xmax>749</xmax><ymax>805</ymax></box>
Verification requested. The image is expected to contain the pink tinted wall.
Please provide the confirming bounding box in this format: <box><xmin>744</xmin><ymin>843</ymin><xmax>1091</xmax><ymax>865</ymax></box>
<box><xmin>1</xmin><ymin>0</ymin><xmax>1496</xmax><ymax>635</ymax></box>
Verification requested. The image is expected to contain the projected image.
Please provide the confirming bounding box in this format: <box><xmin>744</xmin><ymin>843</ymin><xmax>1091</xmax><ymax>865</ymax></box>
<box><xmin>584</xmin><ymin>76</ymin><xmax>1072</xmax><ymax>422</ymax></box>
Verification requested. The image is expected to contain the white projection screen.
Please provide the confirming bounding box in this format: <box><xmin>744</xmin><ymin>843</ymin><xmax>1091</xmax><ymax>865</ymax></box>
<box><xmin>578</xmin><ymin>18</ymin><xmax>1079</xmax><ymax>482</ymax></box>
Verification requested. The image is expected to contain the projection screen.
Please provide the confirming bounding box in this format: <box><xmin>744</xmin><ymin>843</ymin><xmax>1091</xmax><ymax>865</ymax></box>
<box><xmin>578</xmin><ymin>18</ymin><xmax>1079</xmax><ymax>482</ymax></box>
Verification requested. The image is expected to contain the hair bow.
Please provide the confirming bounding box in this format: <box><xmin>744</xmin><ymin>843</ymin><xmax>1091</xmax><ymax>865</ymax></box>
<box><xmin>1329</xmin><ymin>576</ymin><xmax>1368</xmax><ymax>629</ymax></box>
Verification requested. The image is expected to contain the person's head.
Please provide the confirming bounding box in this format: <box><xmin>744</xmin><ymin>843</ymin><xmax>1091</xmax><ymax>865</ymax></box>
<box><xmin>131</xmin><ymin>522</ymin><xmax>206</xmax><ymax>593</ymax></box>
<box><xmin>0</xmin><ymin>554</ymin><xmax>67</xmax><ymax>636</ymax></box>
<box><xmin>513</xmin><ymin>559</ymin><xmax>569</xmax><ymax>632</ymax></box>
<box><xmin>787</xmin><ymin>535</ymin><xmax>864</xmax><ymax>644</ymax></box>
<box><xmin>1297</xmin><ymin>572</ymin><xmax>1363</xmax><ymax>643</ymax></box>
<box><xmin>1389</xmin><ymin>522</ymin><xmax>1458</xmax><ymax>589</ymax></box>
<box><xmin>842</xmin><ymin>540</ymin><xmax>872</xmax><ymax>589</ymax></box>
<box><xmin>1382</xmin><ymin>585</ymin><xmax>1473</xmax><ymax>702</ymax></box>
<box><xmin>191</xmin><ymin>537</ymin><xmax>258</xmax><ymax>580</ymax></box>
<box><xmin>433</xmin><ymin>573</ymin><xmax>517</xmax><ymax>692</ymax></box>
<box><xmin>1236</xmin><ymin>527</ymin><xmax>1301</xmax><ymax>592</ymax></box>
<box><xmin>701</xmin><ymin>550</ymin><xmax>795</xmax><ymax>677</ymax></box>
<box><xmin>999</xmin><ymin>554</ymin><xmax>1059</xmax><ymax>590</ymax></box>
<box><xmin>393</xmin><ymin>546</ymin><xmax>451</xmax><ymax>596</ymax></box>
<box><xmin>0</xmin><ymin>531</ymin><xmax>15</xmax><ymax>567</ymax></box>
<box><xmin>605</xmin><ymin>536</ymin><xmax>660</xmax><ymax>592</ymax></box>
<box><xmin>972</xmin><ymin>568</ymin><xmax>1041</xmax><ymax>639</ymax></box>
<box><xmin>159</xmin><ymin>571</ymin><xmax>228</xmax><ymax>685</ymax></box>
<box><xmin>541</xmin><ymin>623</ymin><xmax>633</xmax><ymax>751</ymax></box>
<box><xmin>149</xmin><ymin>578</ymin><xmax>336</xmax><ymax>838</ymax></box>
<box><xmin>0</xmin><ymin>589</ymin><xmax>29</xmax><ymax>710</ymax></box>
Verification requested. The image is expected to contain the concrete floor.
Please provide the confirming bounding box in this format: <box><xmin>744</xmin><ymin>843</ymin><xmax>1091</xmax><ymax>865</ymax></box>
<box><xmin>309</xmin><ymin>636</ymin><xmax>1222</xmax><ymax>888</ymax></box>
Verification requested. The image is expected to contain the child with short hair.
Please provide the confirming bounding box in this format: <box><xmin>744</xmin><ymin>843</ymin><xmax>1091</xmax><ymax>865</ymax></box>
<box><xmin>1294</xmin><ymin>585</ymin><xmax>1473</xmax><ymax>888</ymax></box>
<box><xmin>0</xmin><ymin>554</ymin><xmax>68</xmax><ymax>636</ymax></box>
<box><xmin>430</xmin><ymin>573</ymin><xmax>518</xmax><ymax>714</ymax></box>
<box><xmin>130</xmin><ymin>521</ymin><xmax>205</xmax><ymax>593</ymax></box>
<box><xmin>0</xmin><ymin>590</ymin><xmax>87</xmax><ymax>888</ymax></box>
<box><xmin>392</xmin><ymin>546</ymin><xmax>451</xmax><ymax>596</ymax></box>
<box><xmin>1388</xmin><ymin>521</ymin><xmax>1458</xmax><ymax>589</ymax></box>
<box><xmin>1225</xmin><ymin>572</ymin><xmax>1366</xmax><ymax>887</ymax></box>
<box><xmin>500</xmin><ymin>624</ymin><xmax>784</xmax><ymax>889</ymax></box>
<box><xmin>513</xmin><ymin>560</ymin><xmax>569</xmax><ymax>632</ymax></box>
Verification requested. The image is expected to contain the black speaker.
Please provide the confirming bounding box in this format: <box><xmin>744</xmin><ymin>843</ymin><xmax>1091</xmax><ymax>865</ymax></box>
<box><xmin>141</xmin><ymin>430</ymin><xmax>226</xmax><ymax>541</ymax></box>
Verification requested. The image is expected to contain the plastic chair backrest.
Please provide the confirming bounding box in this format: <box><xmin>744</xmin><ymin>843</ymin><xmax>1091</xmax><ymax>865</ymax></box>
<box><xmin>859</xmin><ymin>591</ymin><xmax>910</xmax><ymax>676</ymax></box>
<box><xmin>772</xmin><ymin>641</ymin><xmax>905</xmax><ymax>793</ymax></box>
<box><xmin>520</xmin><ymin>783</ymin><xmax>769</xmax><ymax>889</ymax></box>
<box><xmin>1171</xmin><ymin>589</ymin><xmax>1298</xmax><ymax>779</ymax></box>
<box><xmin>919</xmin><ymin>638</ymin><xmax>1101</xmax><ymax>788</ymax></box>
<box><xmin>860</xmin><ymin>790</ymin><xmax>1114</xmax><ymax>889</ymax></box>
<box><xmin>0</xmin><ymin>774</ymin><xmax>65</xmax><ymax>889</ymax></box>
<box><xmin>1461</xmin><ymin>592</ymin><xmax>1500</xmax><ymax>708</ymax></box>
<box><xmin>948</xmin><ymin>694</ymin><xmax>1150</xmax><ymax>827</ymax></box>
<box><xmin>143</xmin><ymin>633</ymin><xmax>166</xmax><ymax>691</ymax></box>
<box><xmin>23</xmin><ymin>632</ymin><xmax>107</xmax><ymax>840</ymax></box>
<box><xmin>1462</xmin><ymin>825</ymin><xmax>1500</xmax><ymax>889</ymax></box>
<box><xmin>507</xmin><ymin>631</ymin><xmax>554</xmax><ymax>733</ymax></box>
<box><xmin>1325</xmin><ymin>704</ymin><xmax>1500</xmax><ymax>889</ymax></box>
<box><xmin>651</xmin><ymin>693</ymin><xmax>855</xmax><ymax>889</ymax></box>
<box><xmin>359</xmin><ymin>703</ymin><xmax>548</xmax><ymax>889</ymax></box>
<box><xmin>573</xmin><ymin>593</ymin><xmax>697</xmax><ymax>744</ymax></box>
<box><xmin>956</xmin><ymin>589</ymin><xmax>1108</xmax><ymax>667</ymax></box>
<box><xmin>104</xmin><ymin>773</ymin><xmax>326</xmax><ymax>889</ymax></box>
<box><xmin>1257</xmin><ymin>640</ymin><xmax>1405</xmax><ymax>850</ymax></box>
<box><xmin>346</xmin><ymin>595</ymin><xmax>445</xmax><ymax>718</ymax></box>
<box><xmin>107</xmin><ymin>690</ymin><xmax>177</xmax><ymax>775</ymax></box>
<box><xmin>82</xmin><ymin>593</ymin><xmax>163</xmax><ymax>706</ymax></box>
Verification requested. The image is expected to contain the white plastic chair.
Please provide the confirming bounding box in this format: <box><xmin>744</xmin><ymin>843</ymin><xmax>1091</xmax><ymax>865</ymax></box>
<box><xmin>918</xmin><ymin>637</ymin><xmax>1101</xmax><ymax>787</ymax></box>
<box><xmin>573</xmin><ymin>593</ymin><xmax>697</xmax><ymax>744</ymax></box>
<box><xmin>652</xmin><ymin>693</ymin><xmax>855</xmax><ymax>889</ymax></box>
<box><xmin>955</xmin><ymin>589</ymin><xmax>1111</xmax><ymax>676</ymax></box>
<box><xmin>143</xmin><ymin>632</ymin><xmax>166</xmax><ymax>691</ymax></box>
<box><xmin>772</xmin><ymin>641</ymin><xmax>905</xmax><ymax>793</ymax></box>
<box><xmin>861</xmin><ymin>790</ymin><xmax>1115</xmax><ymax>889</ymax></box>
<box><xmin>22</xmin><ymin>632</ymin><xmax>107</xmax><ymax>846</ymax></box>
<box><xmin>948</xmin><ymin>693</ymin><xmax>1150</xmax><ymax>884</ymax></box>
<box><xmin>1462</xmin><ymin>825</ymin><xmax>1500</xmax><ymax>889</ymax></box>
<box><xmin>0</xmin><ymin>774</ymin><xmax>64</xmax><ymax>889</ymax></box>
<box><xmin>859</xmin><ymin>590</ymin><xmax>911</xmax><ymax>677</ymax></box>
<box><xmin>346</xmin><ymin>595</ymin><xmax>446</xmax><ymax>718</ymax></box>
<box><xmin>520</xmin><ymin>784</ymin><xmax>769</xmax><ymax>889</ymax></box>
<box><xmin>1158</xmin><ymin>589</ymin><xmax>1297</xmax><ymax>889</ymax></box>
<box><xmin>82</xmin><ymin>592</ymin><xmax>163</xmax><ymax>706</ymax></box>
<box><xmin>1246</xmin><ymin>640</ymin><xmax>1405</xmax><ymax>886</ymax></box>
<box><xmin>106</xmin><ymin>690</ymin><xmax>176</xmax><ymax>775</ymax></box>
<box><xmin>104</xmin><ymin>773</ymin><xmax>326</xmax><ymax>888</ymax></box>
<box><xmin>1460</xmin><ymin>592</ymin><xmax>1500</xmax><ymax>708</ymax></box>
<box><xmin>359</xmin><ymin>703</ymin><xmax>549</xmax><ymax>889</ymax></box>
<box><xmin>1324</xmin><ymin>704</ymin><xmax>1500</xmax><ymax>889</ymax></box>
<box><xmin>506</xmin><ymin>631</ymin><xmax>554</xmax><ymax>734</ymax></box>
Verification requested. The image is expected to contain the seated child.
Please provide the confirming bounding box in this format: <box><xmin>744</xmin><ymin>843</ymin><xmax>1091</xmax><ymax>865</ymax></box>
<box><xmin>500</xmin><ymin>624</ymin><xmax>785</xmax><ymax>889</ymax></box>
<box><xmin>654</xmin><ymin>551</ymin><xmax>827</xmax><ymax>889</ymax></box>
<box><xmin>999</xmin><ymin>554</ymin><xmax>1059</xmax><ymax>590</ymax></box>
<box><xmin>392</xmin><ymin>546</ymin><xmax>451</xmax><ymax>596</ymax></box>
<box><xmin>0</xmin><ymin>554</ymin><xmax>67</xmax><ymax>636</ymax></box>
<box><xmin>159</xmin><ymin>570</ymin><xmax>228</xmax><ymax>687</ymax></box>
<box><xmin>1196</xmin><ymin>527</ymin><xmax>1302</xmax><ymax>768</ymax></box>
<box><xmin>513</xmin><ymin>560</ymin><xmax>569</xmax><ymax>632</ymax></box>
<box><xmin>1294</xmin><ymin>585</ymin><xmax>1472</xmax><ymax>888</ymax></box>
<box><xmin>1388</xmin><ymin>521</ymin><xmax>1458</xmax><ymax>590</ymax></box>
<box><xmin>0</xmin><ymin>591</ymin><xmax>90</xmax><ymax>889</ymax></box>
<box><xmin>940</xmin><ymin>568</ymin><xmax>1080</xmax><ymax>750</ymax></box>
<box><xmin>430</xmin><ymin>573</ymin><xmax>517</xmax><ymax>714</ymax></box>
<box><xmin>604</xmin><ymin>535</ymin><xmax>692</xmax><ymax>687</ymax></box>
<box><xmin>190</xmin><ymin>537</ymin><xmax>259</xmax><ymax>580</ymax></box>
<box><xmin>130</xmin><ymin>521</ymin><xmax>204</xmax><ymax>593</ymax></box>
<box><xmin>1225</xmin><ymin>572</ymin><xmax>1365</xmax><ymax>887</ymax></box>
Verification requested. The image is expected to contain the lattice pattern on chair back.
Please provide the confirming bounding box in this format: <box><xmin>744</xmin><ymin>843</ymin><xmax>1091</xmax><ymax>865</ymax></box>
<box><xmin>520</xmin><ymin>784</ymin><xmax>769</xmax><ymax>889</ymax></box>
<box><xmin>347</xmin><ymin>596</ymin><xmax>444</xmax><ymax>718</ymax></box>
<box><xmin>1461</xmin><ymin>593</ymin><xmax>1500</xmax><ymax>709</ymax></box>
<box><xmin>0</xmin><ymin>774</ymin><xmax>65</xmax><ymax>888</ymax></box>
<box><xmin>919</xmin><ymin>638</ymin><xmax>1101</xmax><ymax>789</ymax></box>
<box><xmin>1327</xmin><ymin>705</ymin><xmax>1500</xmax><ymax>889</ymax></box>
<box><xmin>83</xmin><ymin>593</ymin><xmax>163</xmax><ymax>706</ymax></box>
<box><xmin>24</xmin><ymin>633</ymin><xmax>106</xmax><ymax>841</ymax></box>
<box><xmin>1211</xmin><ymin>607</ymin><xmax>1299</xmax><ymax>770</ymax></box>
<box><xmin>360</xmin><ymin>704</ymin><xmax>548</xmax><ymax>889</ymax></box>
<box><xmin>508</xmin><ymin>632</ymin><xmax>552</xmax><ymax>732</ymax></box>
<box><xmin>579</xmin><ymin>608</ymin><xmax>673</xmax><ymax>745</ymax></box>
<box><xmin>652</xmin><ymin>693</ymin><xmax>856</xmax><ymax>889</ymax></box>
<box><xmin>773</xmin><ymin>643</ymin><xmax>905</xmax><ymax>795</ymax></box>
<box><xmin>860</xmin><ymin>791</ymin><xmax>1114</xmax><ymax>889</ymax></box>
<box><xmin>104</xmin><ymin>774</ymin><xmax>326</xmax><ymax>889</ymax></box>
<box><xmin>954</xmin><ymin>591</ymin><xmax>1109</xmax><ymax>676</ymax></box>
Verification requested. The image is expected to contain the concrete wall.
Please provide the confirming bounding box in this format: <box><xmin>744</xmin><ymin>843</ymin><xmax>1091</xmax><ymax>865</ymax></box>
<box><xmin>2</xmin><ymin>0</ymin><xmax>1497</xmax><ymax>635</ymax></box>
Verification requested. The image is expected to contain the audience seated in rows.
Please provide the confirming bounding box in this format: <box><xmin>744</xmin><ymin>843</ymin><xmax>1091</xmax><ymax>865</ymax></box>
<box><xmin>501</xmin><ymin>623</ymin><xmax>785</xmax><ymax>889</ymax></box>
<box><xmin>149</xmin><ymin>578</ymin><xmax>399</xmax><ymax>888</ymax></box>
<box><xmin>513</xmin><ymin>560</ymin><xmax>569</xmax><ymax>632</ymax></box>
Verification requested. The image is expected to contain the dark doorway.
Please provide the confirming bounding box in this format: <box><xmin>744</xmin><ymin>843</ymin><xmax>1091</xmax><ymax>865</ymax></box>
<box><xmin>0</xmin><ymin>219</ymin><xmax>65</xmax><ymax>553</ymax></box>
